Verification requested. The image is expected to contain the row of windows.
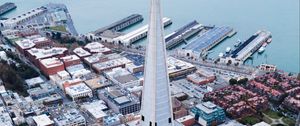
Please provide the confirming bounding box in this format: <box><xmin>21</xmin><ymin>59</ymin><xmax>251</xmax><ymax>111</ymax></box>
<box><xmin>141</xmin><ymin>115</ymin><xmax>172</xmax><ymax>126</ymax></box>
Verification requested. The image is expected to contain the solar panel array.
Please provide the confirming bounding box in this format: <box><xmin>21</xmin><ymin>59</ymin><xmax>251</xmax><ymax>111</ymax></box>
<box><xmin>184</xmin><ymin>26</ymin><xmax>232</xmax><ymax>52</ymax></box>
<box><xmin>165</xmin><ymin>20</ymin><xmax>199</xmax><ymax>42</ymax></box>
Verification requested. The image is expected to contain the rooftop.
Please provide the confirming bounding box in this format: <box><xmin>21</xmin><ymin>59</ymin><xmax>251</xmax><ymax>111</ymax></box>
<box><xmin>32</xmin><ymin>114</ymin><xmax>54</xmax><ymax>126</ymax></box>
<box><xmin>167</xmin><ymin>57</ymin><xmax>195</xmax><ymax>74</ymax></box>
<box><xmin>27</xmin><ymin>47</ymin><xmax>67</xmax><ymax>59</ymax></box>
<box><xmin>81</xmin><ymin>100</ymin><xmax>108</xmax><ymax>119</ymax></box>
<box><xmin>25</xmin><ymin>77</ymin><xmax>44</xmax><ymax>87</ymax></box>
<box><xmin>73</xmin><ymin>47</ymin><xmax>91</xmax><ymax>57</ymax></box>
<box><xmin>15</xmin><ymin>39</ymin><xmax>35</xmax><ymax>49</ymax></box>
<box><xmin>84</xmin><ymin>77</ymin><xmax>107</xmax><ymax>90</ymax></box>
<box><xmin>40</xmin><ymin>57</ymin><xmax>64</xmax><ymax>68</ymax></box>
<box><xmin>65</xmin><ymin>83</ymin><xmax>92</xmax><ymax>96</ymax></box>
<box><xmin>60</xmin><ymin>55</ymin><xmax>80</xmax><ymax>62</ymax></box>
<box><xmin>93</xmin><ymin>57</ymin><xmax>132</xmax><ymax>71</ymax></box>
<box><xmin>196</xmin><ymin>101</ymin><xmax>220</xmax><ymax>114</ymax></box>
<box><xmin>54</xmin><ymin>109</ymin><xmax>85</xmax><ymax>125</ymax></box>
<box><xmin>184</xmin><ymin>26</ymin><xmax>232</xmax><ymax>52</ymax></box>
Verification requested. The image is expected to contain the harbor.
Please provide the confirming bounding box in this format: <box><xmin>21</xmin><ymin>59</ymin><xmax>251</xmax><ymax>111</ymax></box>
<box><xmin>91</xmin><ymin>14</ymin><xmax>143</xmax><ymax>37</ymax></box>
<box><xmin>179</xmin><ymin>26</ymin><xmax>235</xmax><ymax>59</ymax></box>
<box><xmin>114</xmin><ymin>17</ymin><xmax>172</xmax><ymax>45</ymax></box>
<box><xmin>0</xmin><ymin>2</ymin><xmax>17</xmax><ymax>16</ymax></box>
<box><xmin>221</xmin><ymin>30</ymin><xmax>272</xmax><ymax>64</ymax></box>
<box><xmin>165</xmin><ymin>20</ymin><xmax>202</xmax><ymax>49</ymax></box>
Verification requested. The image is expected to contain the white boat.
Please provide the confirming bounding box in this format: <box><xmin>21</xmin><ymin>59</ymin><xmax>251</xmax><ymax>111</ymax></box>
<box><xmin>234</xmin><ymin>39</ymin><xmax>242</xmax><ymax>47</ymax></box>
<box><xmin>258</xmin><ymin>47</ymin><xmax>265</xmax><ymax>54</ymax></box>
<box><xmin>218</xmin><ymin>53</ymin><xmax>224</xmax><ymax>57</ymax></box>
<box><xmin>225</xmin><ymin>47</ymin><xmax>231</xmax><ymax>53</ymax></box>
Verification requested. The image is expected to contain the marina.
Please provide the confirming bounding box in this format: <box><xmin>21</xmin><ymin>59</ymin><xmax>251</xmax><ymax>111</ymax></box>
<box><xmin>92</xmin><ymin>14</ymin><xmax>143</xmax><ymax>36</ymax></box>
<box><xmin>165</xmin><ymin>20</ymin><xmax>202</xmax><ymax>49</ymax></box>
<box><xmin>0</xmin><ymin>2</ymin><xmax>17</xmax><ymax>16</ymax></box>
<box><xmin>114</xmin><ymin>17</ymin><xmax>172</xmax><ymax>45</ymax></box>
<box><xmin>179</xmin><ymin>26</ymin><xmax>235</xmax><ymax>59</ymax></box>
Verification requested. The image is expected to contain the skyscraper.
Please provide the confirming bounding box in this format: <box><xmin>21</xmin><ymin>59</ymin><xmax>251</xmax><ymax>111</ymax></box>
<box><xmin>140</xmin><ymin>0</ymin><xmax>174</xmax><ymax>125</ymax></box>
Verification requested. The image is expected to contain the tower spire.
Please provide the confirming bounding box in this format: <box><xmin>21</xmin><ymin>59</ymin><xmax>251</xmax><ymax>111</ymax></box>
<box><xmin>140</xmin><ymin>0</ymin><xmax>174</xmax><ymax>125</ymax></box>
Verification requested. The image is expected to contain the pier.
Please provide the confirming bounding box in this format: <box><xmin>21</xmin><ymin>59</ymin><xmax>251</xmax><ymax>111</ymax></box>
<box><xmin>165</xmin><ymin>20</ymin><xmax>202</xmax><ymax>49</ymax></box>
<box><xmin>230</xmin><ymin>30</ymin><xmax>272</xmax><ymax>62</ymax></box>
<box><xmin>0</xmin><ymin>2</ymin><xmax>16</xmax><ymax>16</ymax></box>
<box><xmin>93</xmin><ymin>14</ymin><xmax>143</xmax><ymax>36</ymax></box>
<box><xmin>114</xmin><ymin>17</ymin><xmax>172</xmax><ymax>45</ymax></box>
<box><xmin>180</xmin><ymin>26</ymin><xmax>235</xmax><ymax>59</ymax></box>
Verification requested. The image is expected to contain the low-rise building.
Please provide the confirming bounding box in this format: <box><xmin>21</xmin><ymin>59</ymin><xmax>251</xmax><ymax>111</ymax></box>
<box><xmin>32</xmin><ymin>114</ymin><xmax>54</xmax><ymax>126</ymax></box>
<box><xmin>39</xmin><ymin>57</ymin><xmax>65</xmax><ymax>77</ymax></box>
<box><xmin>167</xmin><ymin>57</ymin><xmax>196</xmax><ymax>78</ymax></box>
<box><xmin>65</xmin><ymin>83</ymin><xmax>93</xmax><ymax>100</ymax></box>
<box><xmin>65</xmin><ymin>64</ymin><xmax>92</xmax><ymax>79</ymax></box>
<box><xmin>73</xmin><ymin>47</ymin><xmax>91</xmax><ymax>59</ymax></box>
<box><xmin>105</xmin><ymin>67</ymin><xmax>140</xmax><ymax>88</ymax></box>
<box><xmin>15</xmin><ymin>39</ymin><xmax>35</xmax><ymax>54</ymax></box>
<box><xmin>84</xmin><ymin>77</ymin><xmax>109</xmax><ymax>91</ymax></box>
<box><xmin>54</xmin><ymin>109</ymin><xmax>86</xmax><ymax>126</ymax></box>
<box><xmin>98</xmin><ymin>87</ymin><xmax>141</xmax><ymax>115</ymax></box>
<box><xmin>60</xmin><ymin>55</ymin><xmax>81</xmax><ymax>68</ymax></box>
<box><xmin>0</xmin><ymin>107</ymin><xmax>13</xmax><ymax>126</ymax></box>
<box><xmin>25</xmin><ymin>76</ymin><xmax>44</xmax><ymax>88</ymax></box>
<box><xmin>175</xmin><ymin>115</ymin><xmax>196</xmax><ymax>126</ymax></box>
<box><xmin>81</xmin><ymin>100</ymin><xmax>108</xmax><ymax>123</ymax></box>
<box><xmin>191</xmin><ymin>101</ymin><xmax>226</xmax><ymax>126</ymax></box>
<box><xmin>27</xmin><ymin>47</ymin><xmax>67</xmax><ymax>66</ymax></box>
<box><xmin>84</xmin><ymin>42</ymin><xmax>112</xmax><ymax>54</ymax></box>
<box><xmin>92</xmin><ymin>57</ymin><xmax>132</xmax><ymax>73</ymax></box>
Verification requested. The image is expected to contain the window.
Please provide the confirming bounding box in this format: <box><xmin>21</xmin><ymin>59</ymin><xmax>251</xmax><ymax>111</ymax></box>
<box><xmin>141</xmin><ymin>115</ymin><xmax>144</xmax><ymax>121</ymax></box>
<box><xmin>149</xmin><ymin>122</ymin><xmax>152</xmax><ymax>126</ymax></box>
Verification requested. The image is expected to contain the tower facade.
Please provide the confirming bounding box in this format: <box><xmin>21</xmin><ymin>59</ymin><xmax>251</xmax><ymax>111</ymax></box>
<box><xmin>140</xmin><ymin>0</ymin><xmax>174</xmax><ymax>125</ymax></box>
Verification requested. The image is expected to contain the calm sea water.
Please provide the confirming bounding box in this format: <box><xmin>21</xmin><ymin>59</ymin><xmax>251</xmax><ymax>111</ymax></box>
<box><xmin>1</xmin><ymin>0</ymin><xmax>299</xmax><ymax>73</ymax></box>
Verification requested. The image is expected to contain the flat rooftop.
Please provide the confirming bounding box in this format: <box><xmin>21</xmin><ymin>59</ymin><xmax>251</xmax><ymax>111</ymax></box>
<box><xmin>27</xmin><ymin>47</ymin><xmax>67</xmax><ymax>59</ymax></box>
<box><xmin>93</xmin><ymin>57</ymin><xmax>132</xmax><ymax>71</ymax></box>
<box><xmin>65</xmin><ymin>83</ymin><xmax>92</xmax><ymax>96</ymax></box>
<box><xmin>73</xmin><ymin>47</ymin><xmax>91</xmax><ymax>57</ymax></box>
<box><xmin>94</xmin><ymin>14</ymin><xmax>143</xmax><ymax>35</ymax></box>
<box><xmin>25</xmin><ymin>77</ymin><xmax>44</xmax><ymax>86</ymax></box>
<box><xmin>165</xmin><ymin>20</ymin><xmax>200</xmax><ymax>42</ymax></box>
<box><xmin>40</xmin><ymin>57</ymin><xmax>63</xmax><ymax>68</ymax></box>
<box><xmin>167</xmin><ymin>57</ymin><xmax>195</xmax><ymax>74</ymax></box>
<box><xmin>15</xmin><ymin>39</ymin><xmax>35</xmax><ymax>49</ymax></box>
<box><xmin>32</xmin><ymin>114</ymin><xmax>54</xmax><ymax>126</ymax></box>
<box><xmin>115</xmin><ymin>17</ymin><xmax>170</xmax><ymax>44</ymax></box>
<box><xmin>195</xmin><ymin>101</ymin><xmax>220</xmax><ymax>114</ymax></box>
<box><xmin>184</xmin><ymin>26</ymin><xmax>232</xmax><ymax>52</ymax></box>
<box><xmin>60</xmin><ymin>55</ymin><xmax>80</xmax><ymax>62</ymax></box>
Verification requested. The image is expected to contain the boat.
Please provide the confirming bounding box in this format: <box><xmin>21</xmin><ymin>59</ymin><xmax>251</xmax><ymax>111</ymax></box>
<box><xmin>267</xmin><ymin>38</ymin><xmax>272</xmax><ymax>43</ymax></box>
<box><xmin>234</xmin><ymin>39</ymin><xmax>242</xmax><ymax>47</ymax></box>
<box><xmin>218</xmin><ymin>53</ymin><xmax>224</xmax><ymax>57</ymax></box>
<box><xmin>262</xmin><ymin>42</ymin><xmax>268</xmax><ymax>47</ymax></box>
<box><xmin>258</xmin><ymin>47</ymin><xmax>265</xmax><ymax>54</ymax></box>
<box><xmin>225</xmin><ymin>47</ymin><xmax>231</xmax><ymax>53</ymax></box>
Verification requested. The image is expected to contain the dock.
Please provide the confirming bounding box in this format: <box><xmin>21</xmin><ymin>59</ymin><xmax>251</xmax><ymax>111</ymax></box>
<box><xmin>114</xmin><ymin>17</ymin><xmax>172</xmax><ymax>45</ymax></box>
<box><xmin>230</xmin><ymin>30</ymin><xmax>272</xmax><ymax>62</ymax></box>
<box><xmin>93</xmin><ymin>14</ymin><xmax>143</xmax><ymax>36</ymax></box>
<box><xmin>181</xmin><ymin>26</ymin><xmax>235</xmax><ymax>58</ymax></box>
<box><xmin>165</xmin><ymin>20</ymin><xmax>202</xmax><ymax>49</ymax></box>
<box><xmin>0</xmin><ymin>2</ymin><xmax>16</xmax><ymax>16</ymax></box>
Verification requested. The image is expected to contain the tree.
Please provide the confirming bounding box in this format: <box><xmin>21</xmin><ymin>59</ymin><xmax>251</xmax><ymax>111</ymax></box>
<box><xmin>229</xmin><ymin>78</ymin><xmax>238</xmax><ymax>85</ymax></box>
<box><xmin>56</xmin><ymin>32</ymin><xmax>61</xmax><ymax>39</ymax></box>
